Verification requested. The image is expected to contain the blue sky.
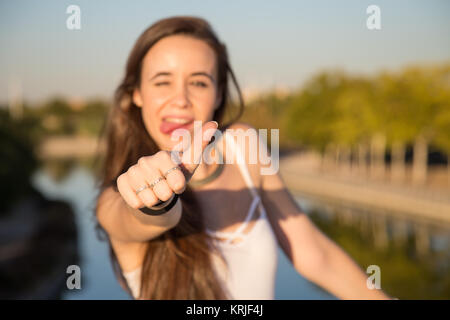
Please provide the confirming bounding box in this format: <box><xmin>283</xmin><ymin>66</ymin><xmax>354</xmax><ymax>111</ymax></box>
<box><xmin>0</xmin><ymin>0</ymin><xmax>449</xmax><ymax>104</ymax></box>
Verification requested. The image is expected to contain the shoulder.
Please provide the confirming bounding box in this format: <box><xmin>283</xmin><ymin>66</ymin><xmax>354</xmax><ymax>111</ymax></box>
<box><xmin>222</xmin><ymin>121</ymin><xmax>268</xmax><ymax>158</ymax></box>
<box><xmin>226</xmin><ymin>121</ymin><xmax>255</xmax><ymax>131</ymax></box>
<box><xmin>220</xmin><ymin>121</ymin><xmax>259</xmax><ymax>157</ymax></box>
<box><xmin>222</xmin><ymin>121</ymin><xmax>260</xmax><ymax>145</ymax></box>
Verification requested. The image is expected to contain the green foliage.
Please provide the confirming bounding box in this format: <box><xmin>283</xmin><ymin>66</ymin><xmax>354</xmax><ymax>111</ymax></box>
<box><xmin>241</xmin><ymin>91</ymin><xmax>294</xmax><ymax>150</ymax></box>
<box><xmin>6</xmin><ymin>63</ymin><xmax>449</xmax><ymax>158</ymax></box>
<box><xmin>240</xmin><ymin>63</ymin><xmax>450</xmax><ymax>156</ymax></box>
<box><xmin>75</xmin><ymin>99</ymin><xmax>109</xmax><ymax>136</ymax></box>
<box><xmin>21</xmin><ymin>96</ymin><xmax>110</xmax><ymax>138</ymax></box>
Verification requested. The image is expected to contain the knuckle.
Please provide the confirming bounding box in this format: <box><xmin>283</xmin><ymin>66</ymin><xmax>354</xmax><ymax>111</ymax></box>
<box><xmin>158</xmin><ymin>190</ymin><xmax>172</xmax><ymax>202</ymax></box>
<box><xmin>172</xmin><ymin>178</ymin><xmax>186</xmax><ymax>193</ymax></box>
<box><xmin>140</xmin><ymin>192</ymin><xmax>156</xmax><ymax>207</ymax></box>
<box><xmin>157</xmin><ymin>150</ymin><xmax>171</xmax><ymax>161</ymax></box>
<box><xmin>116</xmin><ymin>175</ymin><xmax>128</xmax><ymax>192</ymax></box>
<box><xmin>127</xmin><ymin>165</ymin><xmax>138</xmax><ymax>175</ymax></box>
<box><xmin>155</xmin><ymin>150</ymin><xmax>165</xmax><ymax>158</ymax></box>
<box><xmin>137</xmin><ymin>156</ymin><xmax>149</xmax><ymax>167</ymax></box>
<box><xmin>116</xmin><ymin>174</ymin><xmax>124</xmax><ymax>186</ymax></box>
<box><xmin>129</xmin><ymin>199</ymin><xmax>141</xmax><ymax>210</ymax></box>
<box><xmin>173</xmin><ymin>182</ymin><xmax>184</xmax><ymax>192</ymax></box>
<box><xmin>174</xmin><ymin>185</ymin><xmax>185</xmax><ymax>194</ymax></box>
<box><xmin>142</xmin><ymin>198</ymin><xmax>155</xmax><ymax>208</ymax></box>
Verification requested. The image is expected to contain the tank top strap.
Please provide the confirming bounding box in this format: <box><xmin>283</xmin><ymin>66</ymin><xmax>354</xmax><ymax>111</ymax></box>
<box><xmin>224</xmin><ymin>131</ymin><xmax>259</xmax><ymax>199</ymax></box>
<box><xmin>204</xmin><ymin>131</ymin><xmax>265</xmax><ymax>243</ymax></box>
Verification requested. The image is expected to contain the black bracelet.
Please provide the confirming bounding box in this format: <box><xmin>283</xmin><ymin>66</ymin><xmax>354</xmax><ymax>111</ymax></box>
<box><xmin>138</xmin><ymin>194</ymin><xmax>179</xmax><ymax>216</ymax></box>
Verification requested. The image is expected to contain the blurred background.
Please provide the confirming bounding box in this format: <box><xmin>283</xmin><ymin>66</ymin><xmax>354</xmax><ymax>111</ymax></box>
<box><xmin>0</xmin><ymin>0</ymin><xmax>449</xmax><ymax>299</ymax></box>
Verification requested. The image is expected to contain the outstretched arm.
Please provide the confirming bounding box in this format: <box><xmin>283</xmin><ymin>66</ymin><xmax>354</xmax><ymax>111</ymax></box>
<box><xmin>261</xmin><ymin>168</ymin><xmax>393</xmax><ymax>299</ymax></box>
<box><xmin>226</xmin><ymin>121</ymin><xmax>394</xmax><ymax>299</ymax></box>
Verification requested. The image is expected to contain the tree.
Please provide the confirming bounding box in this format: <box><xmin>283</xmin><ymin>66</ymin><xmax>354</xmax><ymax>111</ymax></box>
<box><xmin>377</xmin><ymin>72</ymin><xmax>415</xmax><ymax>183</ymax></box>
<box><xmin>395</xmin><ymin>66</ymin><xmax>445</xmax><ymax>185</ymax></box>
<box><xmin>284</xmin><ymin>72</ymin><xmax>346</xmax><ymax>154</ymax></box>
<box><xmin>431</xmin><ymin>65</ymin><xmax>450</xmax><ymax>186</ymax></box>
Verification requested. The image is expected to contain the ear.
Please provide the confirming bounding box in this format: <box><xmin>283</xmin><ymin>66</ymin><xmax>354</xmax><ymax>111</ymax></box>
<box><xmin>132</xmin><ymin>88</ymin><xmax>143</xmax><ymax>108</ymax></box>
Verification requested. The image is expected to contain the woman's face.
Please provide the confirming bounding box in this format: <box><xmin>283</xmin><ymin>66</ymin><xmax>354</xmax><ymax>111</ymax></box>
<box><xmin>133</xmin><ymin>35</ymin><xmax>220</xmax><ymax>151</ymax></box>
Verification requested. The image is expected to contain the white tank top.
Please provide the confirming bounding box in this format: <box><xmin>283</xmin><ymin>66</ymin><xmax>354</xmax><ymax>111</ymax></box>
<box><xmin>122</xmin><ymin>132</ymin><xmax>279</xmax><ymax>299</ymax></box>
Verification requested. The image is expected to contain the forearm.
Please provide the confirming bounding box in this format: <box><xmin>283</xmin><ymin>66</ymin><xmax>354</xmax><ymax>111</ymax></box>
<box><xmin>302</xmin><ymin>234</ymin><xmax>392</xmax><ymax>299</ymax></box>
<box><xmin>97</xmin><ymin>187</ymin><xmax>182</xmax><ymax>242</ymax></box>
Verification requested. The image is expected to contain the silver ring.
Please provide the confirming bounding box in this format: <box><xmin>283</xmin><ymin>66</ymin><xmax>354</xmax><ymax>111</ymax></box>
<box><xmin>135</xmin><ymin>185</ymin><xmax>148</xmax><ymax>195</ymax></box>
<box><xmin>149</xmin><ymin>176</ymin><xmax>165</xmax><ymax>189</ymax></box>
<box><xmin>163</xmin><ymin>166</ymin><xmax>181</xmax><ymax>178</ymax></box>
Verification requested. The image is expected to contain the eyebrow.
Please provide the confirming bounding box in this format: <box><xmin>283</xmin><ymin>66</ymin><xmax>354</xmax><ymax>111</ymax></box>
<box><xmin>149</xmin><ymin>71</ymin><xmax>215</xmax><ymax>83</ymax></box>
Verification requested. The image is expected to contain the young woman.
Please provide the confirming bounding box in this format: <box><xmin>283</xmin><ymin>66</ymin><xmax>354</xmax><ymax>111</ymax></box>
<box><xmin>94</xmin><ymin>16</ymin><xmax>393</xmax><ymax>300</ymax></box>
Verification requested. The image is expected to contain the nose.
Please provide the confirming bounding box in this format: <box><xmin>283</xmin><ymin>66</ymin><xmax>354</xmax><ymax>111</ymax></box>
<box><xmin>170</xmin><ymin>82</ymin><xmax>191</xmax><ymax>109</ymax></box>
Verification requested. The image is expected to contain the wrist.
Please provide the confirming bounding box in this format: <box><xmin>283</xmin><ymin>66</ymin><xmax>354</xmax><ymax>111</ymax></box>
<box><xmin>138</xmin><ymin>193</ymin><xmax>179</xmax><ymax>216</ymax></box>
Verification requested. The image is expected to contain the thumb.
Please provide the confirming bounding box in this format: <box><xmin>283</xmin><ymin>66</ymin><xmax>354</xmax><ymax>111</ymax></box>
<box><xmin>177</xmin><ymin>120</ymin><xmax>218</xmax><ymax>179</ymax></box>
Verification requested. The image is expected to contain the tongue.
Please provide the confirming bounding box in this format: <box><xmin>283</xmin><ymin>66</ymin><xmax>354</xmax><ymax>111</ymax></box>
<box><xmin>160</xmin><ymin>120</ymin><xmax>191</xmax><ymax>134</ymax></box>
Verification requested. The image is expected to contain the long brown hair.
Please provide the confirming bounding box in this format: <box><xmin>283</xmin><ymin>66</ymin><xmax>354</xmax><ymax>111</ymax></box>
<box><xmin>94</xmin><ymin>16</ymin><xmax>244</xmax><ymax>299</ymax></box>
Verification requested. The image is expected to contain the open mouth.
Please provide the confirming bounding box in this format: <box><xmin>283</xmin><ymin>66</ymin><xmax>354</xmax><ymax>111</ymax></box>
<box><xmin>160</xmin><ymin>117</ymin><xmax>194</xmax><ymax>135</ymax></box>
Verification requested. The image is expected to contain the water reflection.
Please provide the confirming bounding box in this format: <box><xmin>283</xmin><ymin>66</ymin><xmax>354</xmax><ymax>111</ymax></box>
<box><xmin>298</xmin><ymin>196</ymin><xmax>450</xmax><ymax>299</ymax></box>
<box><xmin>31</xmin><ymin>164</ymin><xmax>336</xmax><ymax>299</ymax></box>
<box><xmin>0</xmin><ymin>119</ymin><xmax>80</xmax><ymax>299</ymax></box>
<box><xmin>28</xmin><ymin>161</ymin><xmax>450</xmax><ymax>299</ymax></box>
<box><xmin>31</xmin><ymin>166</ymin><xmax>129</xmax><ymax>300</ymax></box>
<box><xmin>0</xmin><ymin>189</ymin><xmax>79</xmax><ymax>299</ymax></box>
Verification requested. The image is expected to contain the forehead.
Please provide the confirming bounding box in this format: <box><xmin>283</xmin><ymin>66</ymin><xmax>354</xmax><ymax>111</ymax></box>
<box><xmin>142</xmin><ymin>35</ymin><xmax>217</xmax><ymax>76</ymax></box>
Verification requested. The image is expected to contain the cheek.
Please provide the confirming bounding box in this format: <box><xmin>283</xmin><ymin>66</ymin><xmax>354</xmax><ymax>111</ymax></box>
<box><xmin>140</xmin><ymin>85</ymin><xmax>217</xmax><ymax>119</ymax></box>
<box><xmin>195</xmin><ymin>89</ymin><xmax>218</xmax><ymax>116</ymax></box>
<box><xmin>139</xmin><ymin>95</ymin><xmax>161</xmax><ymax>136</ymax></box>
<box><xmin>141</xmin><ymin>96</ymin><xmax>158</xmax><ymax>119</ymax></box>
<box><xmin>143</xmin><ymin>90</ymin><xmax>165</xmax><ymax>111</ymax></box>
<box><xmin>140</xmin><ymin>90</ymin><xmax>165</xmax><ymax>125</ymax></box>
